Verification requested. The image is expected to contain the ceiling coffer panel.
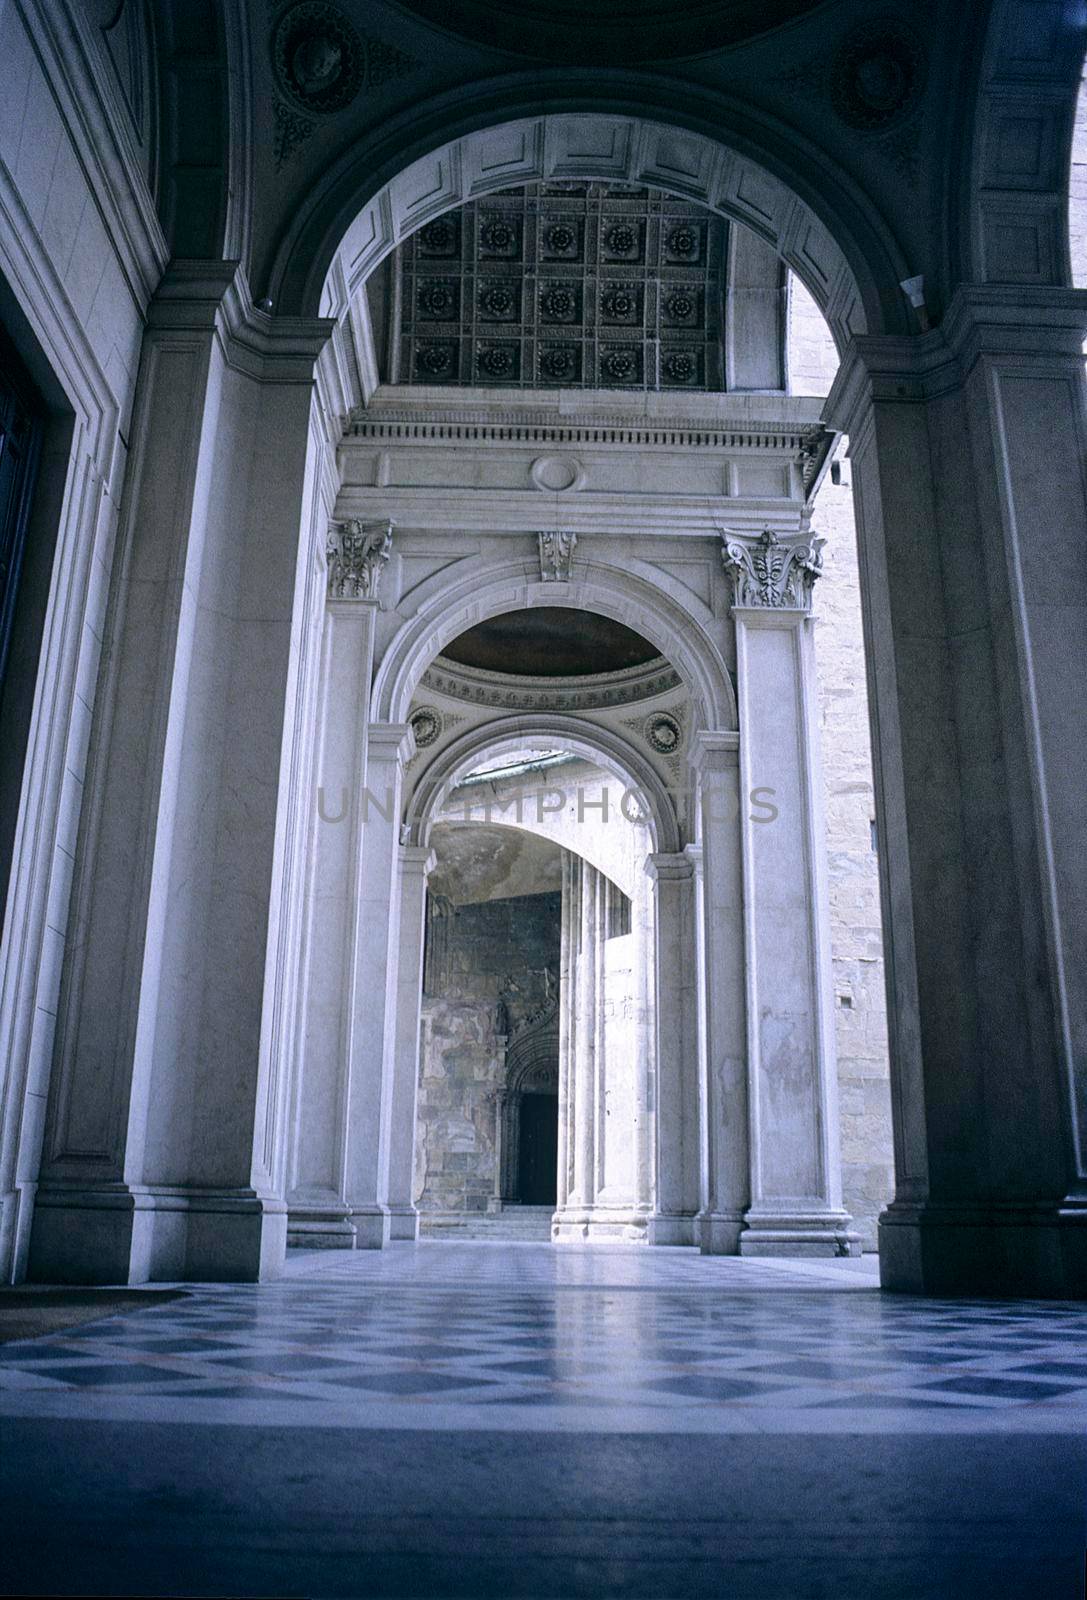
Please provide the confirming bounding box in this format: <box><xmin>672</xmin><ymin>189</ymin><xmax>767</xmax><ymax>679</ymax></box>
<box><xmin>391</xmin><ymin>182</ymin><xmax>729</xmax><ymax>391</ymax></box>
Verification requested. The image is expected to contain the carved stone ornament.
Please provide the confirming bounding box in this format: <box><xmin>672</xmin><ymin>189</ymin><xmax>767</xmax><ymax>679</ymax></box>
<box><xmin>271</xmin><ymin>2</ymin><xmax>415</xmax><ymax>167</ymax></box>
<box><xmin>721</xmin><ymin>527</ymin><xmax>825</xmax><ymax>611</ymax></box>
<box><xmin>327</xmin><ymin>519</ymin><xmax>394</xmax><ymax>600</ymax></box>
<box><xmin>538</xmin><ymin>529</ymin><xmax>577</xmax><ymax>583</ymax></box>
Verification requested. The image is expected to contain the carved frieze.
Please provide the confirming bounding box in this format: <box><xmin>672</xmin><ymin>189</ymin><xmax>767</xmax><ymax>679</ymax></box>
<box><xmin>538</xmin><ymin>529</ymin><xmax>577</xmax><ymax>583</ymax></box>
<box><xmin>326</xmin><ymin>518</ymin><xmax>393</xmax><ymax>600</ymax></box>
<box><xmin>721</xmin><ymin>527</ymin><xmax>825</xmax><ymax>612</ymax></box>
<box><xmin>419</xmin><ymin>656</ymin><xmax>681</xmax><ymax>713</ymax></box>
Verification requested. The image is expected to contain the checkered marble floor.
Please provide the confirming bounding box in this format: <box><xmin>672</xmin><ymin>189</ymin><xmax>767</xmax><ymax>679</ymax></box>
<box><xmin>1</xmin><ymin>1243</ymin><xmax>1085</xmax><ymax>1435</ymax></box>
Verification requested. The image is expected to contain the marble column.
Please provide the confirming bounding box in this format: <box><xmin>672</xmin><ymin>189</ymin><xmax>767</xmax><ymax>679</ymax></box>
<box><xmin>553</xmin><ymin>848</ymin><xmax>578</xmax><ymax>1228</ymax></box>
<box><xmin>383</xmin><ymin>844</ymin><xmax>434</xmax><ymax>1240</ymax></box>
<box><xmin>724</xmin><ymin>536</ymin><xmax>856</xmax><ymax>1256</ymax></box>
<box><xmin>645</xmin><ymin>853</ymin><xmax>700</xmax><ymax>1244</ymax></box>
<box><xmin>287</xmin><ymin>592</ymin><xmax>380</xmax><ymax>1250</ymax></box>
<box><xmin>690</xmin><ymin>732</ymin><xmax>749</xmax><ymax>1254</ymax></box>
<box><xmin>343</xmin><ymin>721</ymin><xmax>413</xmax><ymax>1247</ymax></box>
<box><xmin>827</xmin><ymin>285</ymin><xmax>1087</xmax><ymax>1295</ymax></box>
<box><xmin>27</xmin><ymin>264</ymin><xmax>335</xmax><ymax>1283</ymax></box>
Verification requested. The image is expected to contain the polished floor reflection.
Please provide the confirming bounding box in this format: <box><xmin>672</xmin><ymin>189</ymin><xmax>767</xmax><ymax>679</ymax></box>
<box><xmin>1</xmin><ymin>1244</ymin><xmax>1085</xmax><ymax>1597</ymax></box>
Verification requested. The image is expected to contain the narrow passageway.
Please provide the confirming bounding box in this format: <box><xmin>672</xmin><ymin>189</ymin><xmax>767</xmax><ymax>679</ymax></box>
<box><xmin>2</xmin><ymin>1244</ymin><xmax>1085</xmax><ymax>1596</ymax></box>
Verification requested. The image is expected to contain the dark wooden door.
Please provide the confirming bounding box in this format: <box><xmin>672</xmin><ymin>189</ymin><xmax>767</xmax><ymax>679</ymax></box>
<box><xmin>517</xmin><ymin>1093</ymin><xmax>558</xmax><ymax>1205</ymax></box>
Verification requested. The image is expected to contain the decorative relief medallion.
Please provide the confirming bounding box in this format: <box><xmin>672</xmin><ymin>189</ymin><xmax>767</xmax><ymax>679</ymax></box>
<box><xmin>540</xmin><ymin>284</ymin><xmax>579</xmax><ymax>322</ymax></box>
<box><xmin>601</xmin><ymin>285</ymin><xmax>640</xmax><ymax>323</ymax></box>
<box><xmin>601</xmin><ymin>347</ymin><xmax>639</xmax><ymax>383</ymax></box>
<box><xmin>418</xmin><ymin>280</ymin><xmax>458</xmax><ymax>319</ymax></box>
<box><xmin>409</xmin><ymin>705</ymin><xmax>443</xmax><ymax>749</ymax></box>
<box><xmin>538</xmin><ymin>346</ymin><xmax>579</xmax><ymax>382</ymax></box>
<box><xmin>829</xmin><ymin>22</ymin><xmax>926</xmax><ymax>131</ymax></box>
<box><xmin>538</xmin><ymin>529</ymin><xmax>578</xmax><ymax>582</ymax></box>
<box><xmin>645</xmin><ymin>711</ymin><xmax>682</xmax><ymax>755</ymax></box>
<box><xmin>480</xmin><ymin>282</ymin><xmax>518</xmax><ymax>320</ymax></box>
<box><xmin>662</xmin><ymin>350</ymin><xmax>698</xmax><ymax>384</ymax></box>
<box><xmin>721</xmin><ymin>527</ymin><xmax>825</xmax><ymax>611</ymax></box>
<box><xmin>416</xmin><ymin>342</ymin><xmax>455</xmax><ymax>378</ymax></box>
<box><xmin>326</xmin><ymin>518</ymin><xmax>394</xmax><ymax>600</ymax></box>
<box><xmin>418</xmin><ymin>217</ymin><xmax>457</xmax><ymax>255</ymax></box>
<box><xmin>477</xmin><ymin>344</ymin><xmax>518</xmax><ymax>379</ymax></box>
<box><xmin>604</xmin><ymin>222</ymin><xmax>638</xmax><ymax>257</ymax></box>
<box><xmin>542</xmin><ymin>221</ymin><xmax>579</xmax><ymax>258</ymax></box>
<box><xmin>480</xmin><ymin>217</ymin><xmax>519</xmax><ymax>255</ymax></box>
<box><xmin>665</xmin><ymin>223</ymin><xmax>700</xmax><ymax>260</ymax></box>
<box><xmin>664</xmin><ymin>290</ymin><xmax>696</xmax><ymax>323</ymax></box>
<box><xmin>271</xmin><ymin>2</ymin><xmax>414</xmax><ymax>165</ymax></box>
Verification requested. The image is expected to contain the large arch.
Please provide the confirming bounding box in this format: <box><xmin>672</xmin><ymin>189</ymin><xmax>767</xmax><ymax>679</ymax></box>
<box><xmin>956</xmin><ymin>0</ymin><xmax>1087</xmax><ymax>299</ymax></box>
<box><xmin>373</xmin><ymin>559</ymin><xmax>737</xmax><ymax>735</ymax></box>
<box><xmin>405</xmin><ymin>716</ymin><xmax>683</xmax><ymax>861</ymax></box>
<box><xmin>270</xmin><ymin>93</ymin><xmax>909</xmax><ymax>342</ymax></box>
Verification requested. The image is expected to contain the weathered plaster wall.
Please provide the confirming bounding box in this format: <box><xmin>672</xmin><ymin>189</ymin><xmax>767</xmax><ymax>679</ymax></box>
<box><xmin>415</xmin><ymin>891</ymin><xmax>560</xmax><ymax>1214</ymax></box>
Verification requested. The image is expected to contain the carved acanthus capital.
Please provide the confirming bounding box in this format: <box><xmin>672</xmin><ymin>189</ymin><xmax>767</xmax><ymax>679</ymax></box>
<box><xmin>538</xmin><ymin>529</ymin><xmax>577</xmax><ymax>582</ymax></box>
<box><xmin>327</xmin><ymin>518</ymin><xmax>394</xmax><ymax>600</ymax></box>
<box><xmin>720</xmin><ymin>527</ymin><xmax>825</xmax><ymax>612</ymax></box>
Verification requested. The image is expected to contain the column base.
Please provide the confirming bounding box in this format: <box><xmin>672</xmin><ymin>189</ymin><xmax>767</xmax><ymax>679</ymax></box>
<box><xmin>644</xmin><ymin>1212</ymin><xmax>699</xmax><ymax>1247</ymax></box>
<box><xmin>698</xmin><ymin>1210</ymin><xmax>745</xmax><ymax>1255</ymax></box>
<box><xmin>552</xmin><ymin>1205</ymin><xmax>654</xmax><ymax>1242</ymax></box>
<box><xmin>28</xmin><ymin>1185</ymin><xmax>287</xmax><ymax>1283</ymax></box>
<box><xmin>348</xmin><ymin>1205</ymin><xmax>391</xmax><ymax>1249</ymax></box>
<box><xmin>879</xmin><ymin>1200</ymin><xmax>1087</xmax><ymax>1296</ymax></box>
<box><xmin>739</xmin><ymin>1207</ymin><xmax>861</xmax><ymax>1258</ymax></box>
<box><xmin>386</xmin><ymin>1204</ymin><xmax>419</xmax><ymax>1241</ymax></box>
<box><xmin>286</xmin><ymin>1210</ymin><xmax>357</xmax><ymax>1250</ymax></box>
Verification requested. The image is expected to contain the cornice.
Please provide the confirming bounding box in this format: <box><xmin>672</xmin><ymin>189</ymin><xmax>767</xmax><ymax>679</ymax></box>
<box><xmin>824</xmin><ymin>284</ymin><xmax>1087</xmax><ymax>432</ymax></box>
<box><xmin>333</xmin><ymin>493</ymin><xmax>810</xmax><ymax>537</ymax></box>
<box><xmin>148</xmin><ymin>261</ymin><xmax>336</xmax><ymax>380</ymax></box>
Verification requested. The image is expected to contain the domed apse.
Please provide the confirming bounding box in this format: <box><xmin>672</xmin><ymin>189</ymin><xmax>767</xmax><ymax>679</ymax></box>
<box><xmin>440</xmin><ymin>608</ymin><xmax>662</xmax><ymax>678</ymax></box>
<box><xmin>389</xmin><ymin>0</ymin><xmax>827</xmax><ymax>63</ymax></box>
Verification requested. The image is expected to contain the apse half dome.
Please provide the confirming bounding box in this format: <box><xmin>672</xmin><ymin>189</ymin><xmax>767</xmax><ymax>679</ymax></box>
<box><xmin>441</xmin><ymin>609</ymin><xmax>662</xmax><ymax>679</ymax></box>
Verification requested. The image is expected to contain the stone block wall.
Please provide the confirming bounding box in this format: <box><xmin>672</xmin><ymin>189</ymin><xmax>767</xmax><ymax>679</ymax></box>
<box><xmin>415</xmin><ymin>891</ymin><xmax>560</xmax><ymax>1214</ymax></box>
<box><xmin>789</xmin><ymin>275</ymin><xmax>895</xmax><ymax>1249</ymax></box>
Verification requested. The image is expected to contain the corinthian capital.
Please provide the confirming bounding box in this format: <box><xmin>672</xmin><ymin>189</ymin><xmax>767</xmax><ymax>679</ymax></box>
<box><xmin>720</xmin><ymin>527</ymin><xmax>824</xmax><ymax>612</ymax></box>
<box><xmin>327</xmin><ymin>519</ymin><xmax>394</xmax><ymax>600</ymax></box>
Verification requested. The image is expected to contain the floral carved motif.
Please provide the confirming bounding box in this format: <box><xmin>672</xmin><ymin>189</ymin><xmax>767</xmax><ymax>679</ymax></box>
<box><xmin>538</xmin><ymin>529</ymin><xmax>577</xmax><ymax>583</ymax></box>
<box><xmin>721</xmin><ymin>528</ymin><xmax>825</xmax><ymax>611</ymax></box>
<box><xmin>327</xmin><ymin>519</ymin><xmax>394</xmax><ymax>600</ymax></box>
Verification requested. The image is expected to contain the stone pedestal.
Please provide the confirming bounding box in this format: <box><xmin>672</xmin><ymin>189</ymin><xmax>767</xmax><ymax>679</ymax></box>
<box><xmin>828</xmin><ymin>286</ymin><xmax>1087</xmax><ymax>1295</ymax></box>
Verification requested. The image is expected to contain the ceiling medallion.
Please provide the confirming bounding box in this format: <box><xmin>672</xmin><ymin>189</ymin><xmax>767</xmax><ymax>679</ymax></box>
<box><xmin>829</xmin><ymin>22</ymin><xmax>926</xmax><ymax>131</ymax></box>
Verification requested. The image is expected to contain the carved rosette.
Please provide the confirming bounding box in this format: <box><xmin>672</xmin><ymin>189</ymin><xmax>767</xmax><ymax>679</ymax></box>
<box><xmin>538</xmin><ymin>529</ymin><xmax>577</xmax><ymax>582</ymax></box>
<box><xmin>721</xmin><ymin>527</ymin><xmax>825</xmax><ymax>612</ymax></box>
<box><xmin>326</xmin><ymin>518</ymin><xmax>394</xmax><ymax>600</ymax></box>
